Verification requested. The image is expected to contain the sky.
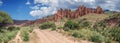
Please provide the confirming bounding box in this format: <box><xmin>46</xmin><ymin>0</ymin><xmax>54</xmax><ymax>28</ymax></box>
<box><xmin>0</xmin><ymin>0</ymin><xmax>120</xmax><ymax>20</ymax></box>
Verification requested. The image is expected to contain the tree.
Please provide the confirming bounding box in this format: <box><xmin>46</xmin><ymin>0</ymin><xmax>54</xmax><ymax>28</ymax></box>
<box><xmin>0</xmin><ymin>11</ymin><xmax>13</xmax><ymax>27</ymax></box>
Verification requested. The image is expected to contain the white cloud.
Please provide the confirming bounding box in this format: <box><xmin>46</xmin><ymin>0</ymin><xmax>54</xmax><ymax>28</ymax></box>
<box><xmin>26</xmin><ymin>0</ymin><xmax>31</xmax><ymax>5</ymax></box>
<box><xmin>31</xmin><ymin>5</ymin><xmax>40</xmax><ymax>10</ymax></box>
<box><xmin>0</xmin><ymin>0</ymin><xmax>3</xmax><ymax>6</ymax></box>
<box><xmin>30</xmin><ymin>0</ymin><xmax>120</xmax><ymax>18</ymax></box>
<box><xmin>26</xmin><ymin>2</ymin><xmax>31</xmax><ymax>5</ymax></box>
<box><xmin>30</xmin><ymin>6</ymin><xmax>56</xmax><ymax>18</ymax></box>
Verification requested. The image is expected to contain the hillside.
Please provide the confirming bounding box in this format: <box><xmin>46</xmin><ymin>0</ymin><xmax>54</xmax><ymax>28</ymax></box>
<box><xmin>21</xmin><ymin>6</ymin><xmax>104</xmax><ymax>26</ymax></box>
<box><xmin>13</xmin><ymin>20</ymin><xmax>32</xmax><ymax>25</ymax></box>
<box><xmin>1</xmin><ymin>0</ymin><xmax>120</xmax><ymax>43</ymax></box>
<box><xmin>76</xmin><ymin>13</ymin><xmax>109</xmax><ymax>23</ymax></box>
<box><xmin>1</xmin><ymin>5</ymin><xmax>119</xmax><ymax>43</ymax></box>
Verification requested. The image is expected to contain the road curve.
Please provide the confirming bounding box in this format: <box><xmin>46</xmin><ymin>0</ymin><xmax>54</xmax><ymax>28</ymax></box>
<box><xmin>28</xmin><ymin>29</ymin><xmax>79</xmax><ymax>43</ymax></box>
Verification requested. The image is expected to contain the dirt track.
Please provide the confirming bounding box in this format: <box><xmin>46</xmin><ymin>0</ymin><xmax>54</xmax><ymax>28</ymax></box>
<box><xmin>8</xmin><ymin>28</ymin><xmax>93</xmax><ymax>43</ymax></box>
<box><xmin>8</xmin><ymin>31</ymin><xmax>23</xmax><ymax>43</ymax></box>
<box><xmin>28</xmin><ymin>29</ymin><xmax>79</xmax><ymax>43</ymax></box>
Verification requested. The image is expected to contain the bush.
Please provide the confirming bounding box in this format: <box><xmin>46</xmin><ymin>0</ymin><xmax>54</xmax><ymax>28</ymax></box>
<box><xmin>51</xmin><ymin>27</ymin><xmax>56</xmax><ymax>31</ymax></box>
<box><xmin>58</xmin><ymin>26</ymin><xmax>63</xmax><ymax>29</ymax></box>
<box><xmin>70</xmin><ymin>29</ymin><xmax>106</xmax><ymax>42</ymax></box>
<box><xmin>28</xmin><ymin>26</ymin><xmax>34</xmax><ymax>33</ymax></box>
<box><xmin>20</xmin><ymin>27</ymin><xmax>33</xmax><ymax>41</ymax></box>
<box><xmin>40</xmin><ymin>22</ymin><xmax>56</xmax><ymax>29</ymax></box>
<box><xmin>72</xmin><ymin>31</ymin><xmax>83</xmax><ymax>38</ymax></box>
<box><xmin>64</xmin><ymin>20</ymin><xmax>79</xmax><ymax>30</ymax></box>
<box><xmin>0</xmin><ymin>26</ymin><xmax>19</xmax><ymax>43</ymax></box>
<box><xmin>63</xmin><ymin>27</ymin><xmax>70</xmax><ymax>31</ymax></box>
<box><xmin>22</xmin><ymin>31</ymin><xmax>29</xmax><ymax>41</ymax></box>
<box><xmin>0</xmin><ymin>30</ymin><xmax>18</xmax><ymax>43</ymax></box>
<box><xmin>79</xmin><ymin>21</ymin><xmax>91</xmax><ymax>28</ymax></box>
<box><xmin>93</xmin><ymin>21</ymin><xmax>106</xmax><ymax>28</ymax></box>
<box><xmin>0</xmin><ymin>28</ymin><xmax>4</xmax><ymax>32</ymax></box>
<box><xmin>7</xmin><ymin>26</ymin><xmax>20</xmax><ymax>31</ymax></box>
<box><xmin>110</xmin><ymin>27</ymin><xmax>120</xmax><ymax>42</ymax></box>
<box><xmin>90</xmin><ymin>34</ymin><xmax>105</xmax><ymax>43</ymax></box>
<box><xmin>0</xmin><ymin>33</ymin><xmax>2</xmax><ymax>43</ymax></box>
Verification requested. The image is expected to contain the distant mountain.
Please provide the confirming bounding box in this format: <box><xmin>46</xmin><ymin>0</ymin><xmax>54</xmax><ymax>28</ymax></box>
<box><xmin>13</xmin><ymin>20</ymin><xmax>32</xmax><ymax>25</ymax></box>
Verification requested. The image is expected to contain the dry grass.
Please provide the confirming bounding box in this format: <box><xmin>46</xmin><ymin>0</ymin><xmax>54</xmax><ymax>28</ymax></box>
<box><xmin>76</xmin><ymin>13</ymin><xmax>109</xmax><ymax>23</ymax></box>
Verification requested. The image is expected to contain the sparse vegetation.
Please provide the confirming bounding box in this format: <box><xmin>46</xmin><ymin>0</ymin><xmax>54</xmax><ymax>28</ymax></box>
<box><xmin>78</xmin><ymin>19</ymin><xmax>91</xmax><ymax>28</ymax></box>
<box><xmin>64</xmin><ymin>20</ymin><xmax>79</xmax><ymax>30</ymax></box>
<box><xmin>40</xmin><ymin>22</ymin><xmax>56</xmax><ymax>30</ymax></box>
<box><xmin>0</xmin><ymin>10</ymin><xmax>120</xmax><ymax>43</ymax></box>
<box><xmin>61</xmin><ymin>12</ymin><xmax>120</xmax><ymax>43</ymax></box>
<box><xmin>0</xmin><ymin>11</ymin><xmax>18</xmax><ymax>43</ymax></box>
<box><xmin>21</xmin><ymin>30</ymin><xmax>29</xmax><ymax>41</ymax></box>
<box><xmin>110</xmin><ymin>27</ymin><xmax>120</xmax><ymax>42</ymax></box>
<box><xmin>20</xmin><ymin>27</ymin><xmax>33</xmax><ymax>41</ymax></box>
<box><xmin>70</xmin><ymin>29</ymin><xmax>106</xmax><ymax>42</ymax></box>
<box><xmin>90</xmin><ymin>34</ymin><xmax>105</xmax><ymax>43</ymax></box>
<box><xmin>0</xmin><ymin>27</ymin><xmax>19</xmax><ymax>43</ymax></box>
<box><xmin>7</xmin><ymin>26</ymin><xmax>20</xmax><ymax>31</ymax></box>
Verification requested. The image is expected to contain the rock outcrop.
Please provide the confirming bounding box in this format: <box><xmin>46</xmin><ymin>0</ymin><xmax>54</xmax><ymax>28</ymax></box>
<box><xmin>22</xmin><ymin>5</ymin><xmax>104</xmax><ymax>26</ymax></box>
<box><xmin>54</xmin><ymin>5</ymin><xmax>104</xmax><ymax>21</ymax></box>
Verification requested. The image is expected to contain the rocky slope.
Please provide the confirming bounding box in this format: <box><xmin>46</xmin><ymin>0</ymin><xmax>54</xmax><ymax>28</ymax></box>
<box><xmin>16</xmin><ymin>5</ymin><xmax>104</xmax><ymax>26</ymax></box>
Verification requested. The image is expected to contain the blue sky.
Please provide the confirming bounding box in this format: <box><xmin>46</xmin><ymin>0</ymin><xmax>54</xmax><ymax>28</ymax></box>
<box><xmin>0</xmin><ymin>0</ymin><xmax>120</xmax><ymax>20</ymax></box>
<box><xmin>0</xmin><ymin>0</ymin><xmax>35</xmax><ymax>20</ymax></box>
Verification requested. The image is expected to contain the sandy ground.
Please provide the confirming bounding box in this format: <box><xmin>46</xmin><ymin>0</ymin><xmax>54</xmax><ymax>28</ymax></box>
<box><xmin>8</xmin><ymin>28</ymin><xmax>93</xmax><ymax>43</ymax></box>
<box><xmin>8</xmin><ymin>31</ymin><xmax>23</xmax><ymax>43</ymax></box>
<box><xmin>28</xmin><ymin>29</ymin><xmax>79</xmax><ymax>43</ymax></box>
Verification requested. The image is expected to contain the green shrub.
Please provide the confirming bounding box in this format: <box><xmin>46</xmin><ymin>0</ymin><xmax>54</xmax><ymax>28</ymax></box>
<box><xmin>7</xmin><ymin>26</ymin><xmax>20</xmax><ymax>31</ymax></box>
<box><xmin>20</xmin><ymin>27</ymin><xmax>33</xmax><ymax>41</ymax></box>
<box><xmin>28</xmin><ymin>26</ymin><xmax>34</xmax><ymax>33</ymax></box>
<box><xmin>110</xmin><ymin>27</ymin><xmax>120</xmax><ymax>42</ymax></box>
<box><xmin>0</xmin><ymin>26</ymin><xmax>19</xmax><ymax>43</ymax></box>
<box><xmin>64</xmin><ymin>20</ymin><xmax>79</xmax><ymax>30</ymax></box>
<box><xmin>72</xmin><ymin>31</ymin><xmax>83</xmax><ymax>38</ymax></box>
<box><xmin>58</xmin><ymin>26</ymin><xmax>63</xmax><ymax>29</ymax></box>
<box><xmin>63</xmin><ymin>27</ymin><xmax>70</xmax><ymax>31</ymax></box>
<box><xmin>0</xmin><ymin>30</ymin><xmax>18</xmax><ymax>43</ymax></box>
<box><xmin>51</xmin><ymin>27</ymin><xmax>56</xmax><ymax>31</ymax></box>
<box><xmin>79</xmin><ymin>21</ymin><xmax>91</xmax><ymax>28</ymax></box>
<box><xmin>0</xmin><ymin>28</ymin><xmax>4</xmax><ymax>32</ymax></box>
<box><xmin>93</xmin><ymin>21</ymin><xmax>107</xmax><ymax>29</ymax></box>
<box><xmin>40</xmin><ymin>22</ymin><xmax>56</xmax><ymax>29</ymax></box>
<box><xmin>22</xmin><ymin>31</ymin><xmax>29</xmax><ymax>41</ymax></box>
<box><xmin>0</xmin><ymin>33</ymin><xmax>2</xmax><ymax>43</ymax></box>
<box><xmin>90</xmin><ymin>34</ymin><xmax>105</xmax><ymax>43</ymax></box>
<box><xmin>70</xmin><ymin>29</ymin><xmax>106</xmax><ymax>42</ymax></box>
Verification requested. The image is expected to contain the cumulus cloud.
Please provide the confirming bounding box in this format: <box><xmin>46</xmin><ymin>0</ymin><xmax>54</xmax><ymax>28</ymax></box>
<box><xmin>30</xmin><ymin>0</ymin><xmax>120</xmax><ymax>18</ymax></box>
<box><xmin>30</xmin><ymin>6</ymin><xmax>56</xmax><ymax>18</ymax></box>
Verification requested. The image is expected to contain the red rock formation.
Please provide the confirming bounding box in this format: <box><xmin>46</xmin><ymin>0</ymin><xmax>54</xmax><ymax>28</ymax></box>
<box><xmin>22</xmin><ymin>5</ymin><xmax>104</xmax><ymax>26</ymax></box>
<box><xmin>95</xmin><ymin>6</ymin><xmax>104</xmax><ymax>14</ymax></box>
<box><xmin>53</xmin><ymin>5</ymin><xmax>104</xmax><ymax>21</ymax></box>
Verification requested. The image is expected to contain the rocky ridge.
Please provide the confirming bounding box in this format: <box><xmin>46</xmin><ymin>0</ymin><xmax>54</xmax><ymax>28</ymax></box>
<box><xmin>22</xmin><ymin>5</ymin><xmax>104</xmax><ymax>26</ymax></box>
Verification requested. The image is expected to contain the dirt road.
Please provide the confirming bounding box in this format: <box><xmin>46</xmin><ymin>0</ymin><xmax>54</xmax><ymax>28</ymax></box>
<box><xmin>8</xmin><ymin>28</ymin><xmax>93</xmax><ymax>43</ymax></box>
<box><xmin>8</xmin><ymin>31</ymin><xmax>23</xmax><ymax>43</ymax></box>
<box><xmin>28</xmin><ymin>29</ymin><xmax>79</xmax><ymax>43</ymax></box>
